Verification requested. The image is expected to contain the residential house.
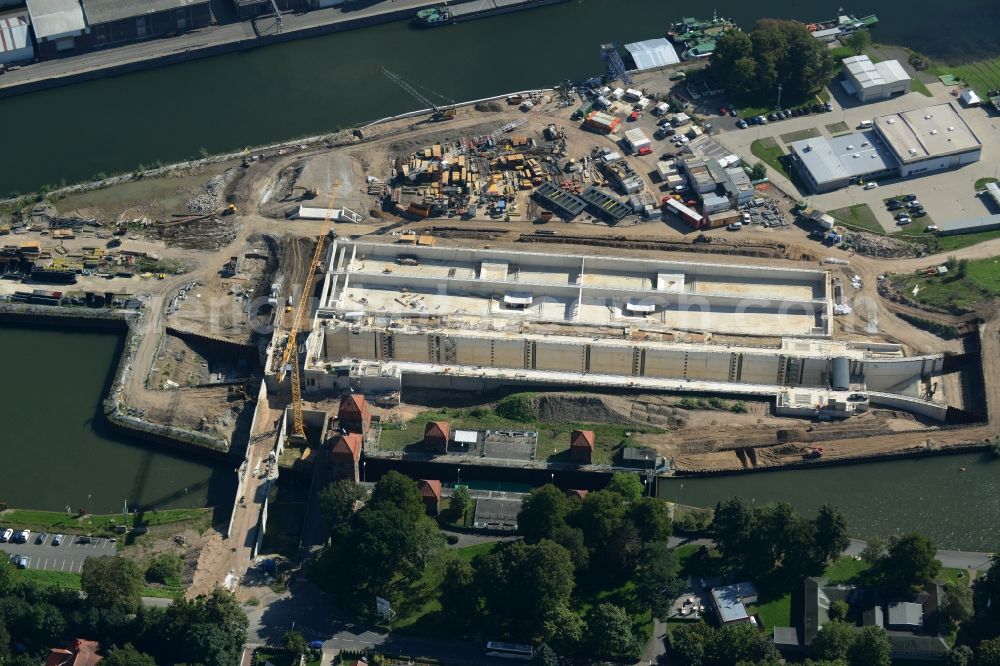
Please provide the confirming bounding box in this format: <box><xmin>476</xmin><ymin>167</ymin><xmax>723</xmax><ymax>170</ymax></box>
<box><xmin>569</xmin><ymin>429</ymin><xmax>595</xmax><ymax>464</ymax></box>
<box><xmin>45</xmin><ymin>639</ymin><xmax>103</xmax><ymax>666</ymax></box>
<box><xmin>417</xmin><ymin>479</ymin><xmax>442</xmax><ymax>515</ymax></box>
<box><xmin>423</xmin><ymin>421</ymin><xmax>450</xmax><ymax>454</ymax></box>
<box><xmin>338</xmin><ymin>393</ymin><xmax>370</xmax><ymax>434</ymax></box>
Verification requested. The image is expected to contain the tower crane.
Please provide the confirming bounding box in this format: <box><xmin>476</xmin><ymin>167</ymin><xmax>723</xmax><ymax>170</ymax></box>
<box><xmin>380</xmin><ymin>66</ymin><xmax>457</xmax><ymax>121</ymax></box>
<box><xmin>278</xmin><ymin>186</ymin><xmax>339</xmax><ymax>441</ymax></box>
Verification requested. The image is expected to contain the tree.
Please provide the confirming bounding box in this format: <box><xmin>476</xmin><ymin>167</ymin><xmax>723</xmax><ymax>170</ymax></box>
<box><xmin>880</xmin><ymin>532</ymin><xmax>941</xmax><ymax>592</ymax></box>
<box><xmin>844</xmin><ymin>29</ymin><xmax>872</xmax><ymax>55</ymax></box>
<box><xmin>812</xmin><ymin>620</ymin><xmax>856</xmax><ymax>662</ymax></box>
<box><xmin>368</xmin><ymin>471</ymin><xmax>425</xmax><ymax>524</ymax></box>
<box><xmin>542</xmin><ymin>603</ymin><xmax>585</xmax><ymax>653</ymax></box>
<box><xmin>282</xmin><ymin>629</ymin><xmax>308</xmax><ymax>656</ymax></box>
<box><xmin>847</xmin><ymin>625</ymin><xmax>891</xmax><ymax>666</ymax></box>
<box><xmin>573</xmin><ymin>490</ymin><xmax>627</xmax><ymax>561</ymax></box>
<box><xmin>0</xmin><ymin>557</ymin><xmax>13</xmax><ymax>596</ymax></box>
<box><xmin>532</xmin><ymin>643</ymin><xmax>560</xmax><ymax>666</ymax></box>
<box><xmin>828</xmin><ymin>599</ymin><xmax>850</xmax><ymax>622</ymax></box>
<box><xmin>550</xmin><ymin>525</ymin><xmax>588</xmax><ymax>572</ymax></box>
<box><xmin>518</xmin><ymin>484</ymin><xmax>571</xmax><ymax>543</ymax></box>
<box><xmin>941</xmin><ymin>580</ymin><xmax>974</xmax><ymax>626</ymax></box>
<box><xmin>671</xmin><ymin>621</ymin><xmax>713</xmax><ymax>664</ymax></box>
<box><xmin>712</xmin><ymin>496</ymin><xmax>756</xmax><ymax>564</ymax></box>
<box><xmin>860</xmin><ymin>537</ymin><xmax>885</xmax><ymax>565</ymax></box>
<box><xmin>636</xmin><ymin>542</ymin><xmax>682</xmax><ymax>618</ymax></box>
<box><xmin>813</xmin><ymin>504</ymin><xmax>850</xmax><ymax>564</ymax></box>
<box><xmin>319</xmin><ymin>479</ymin><xmax>366</xmax><ymax>542</ymax></box>
<box><xmin>103</xmin><ymin>644</ymin><xmax>157</xmax><ymax>666</ymax></box>
<box><xmin>978</xmin><ymin>638</ymin><xmax>1000</xmax><ymax>666</ymax></box>
<box><xmin>157</xmin><ymin>588</ymin><xmax>247</xmax><ymax>666</ymax></box>
<box><xmin>587</xmin><ymin>603</ymin><xmax>635</xmax><ymax>659</ymax></box>
<box><xmin>439</xmin><ymin>558</ymin><xmax>477</xmax><ymax>627</ymax></box>
<box><xmin>748</xmin><ymin>162</ymin><xmax>768</xmax><ymax>181</ymax></box>
<box><xmin>606</xmin><ymin>519</ymin><xmax>644</xmax><ymax>575</ymax></box>
<box><xmin>705</xmin><ymin>623</ymin><xmax>779</xmax><ymax>665</ymax></box>
<box><xmin>630</xmin><ymin>496</ymin><xmax>671</xmax><ymax>543</ymax></box>
<box><xmin>145</xmin><ymin>554</ymin><xmax>182</xmax><ymax>585</ymax></box>
<box><xmin>943</xmin><ymin>645</ymin><xmax>974</xmax><ymax>666</ymax></box>
<box><xmin>450</xmin><ymin>485</ymin><xmax>472</xmax><ymax>518</ymax></box>
<box><xmin>81</xmin><ymin>556</ymin><xmax>143</xmax><ymax>611</ymax></box>
<box><xmin>0</xmin><ymin>621</ymin><xmax>10</xmax><ymax>664</ymax></box>
<box><xmin>606</xmin><ymin>472</ymin><xmax>644</xmax><ymax>503</ymax></box>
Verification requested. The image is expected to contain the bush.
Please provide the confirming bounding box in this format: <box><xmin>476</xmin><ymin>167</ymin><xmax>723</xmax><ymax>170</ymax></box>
<box><xmin>145</xmin><ymin>553</ymin><xmax>182</xmax><ymax>584</ymax></box>
<box><xmin>445</xmin><ymin>534</ymin><xmax>460</xmax><ymax>545</ymax></box>
<box><xmin>495</xmin><ymin>394</ymin><xmax>538</xmax><ymax>422</ymax></box>
<box><xmin>678</xmin><ymin>398</ymin><xmax>699</xmax><ymax>410</ymax></box>
<box><xmin>730</xmin><ymin>402</ymin><xmax>748</xmax><ymax>413</ymax></box>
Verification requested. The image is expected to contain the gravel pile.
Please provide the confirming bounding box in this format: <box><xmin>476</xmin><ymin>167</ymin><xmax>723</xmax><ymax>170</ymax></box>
<box><xmin>187</xmin><ymin>167</ymin><xmax>239</xmax><ymax>213</ymax></box>
<box><xmin>844</xmin><ymin>231</ymin><xmax>925</xmax><ymax>258</ymax></box>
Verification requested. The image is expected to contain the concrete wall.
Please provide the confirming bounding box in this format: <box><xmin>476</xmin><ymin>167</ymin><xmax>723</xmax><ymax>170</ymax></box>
<box><xmin>864</xmin><ymin>356</ymin><xmax>942</xmax><ymax>393</ymax></box>
<box><xmin>534</xmin><ymin>341</ymin><xmax>586</xmax><ymax>372</ymax></box>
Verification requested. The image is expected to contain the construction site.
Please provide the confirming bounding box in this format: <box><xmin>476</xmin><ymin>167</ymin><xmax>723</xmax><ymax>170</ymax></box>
<box><xmin>2</xmin><ymin>63</ymin><xmax>999</xmax><ymax>598</ymax></box>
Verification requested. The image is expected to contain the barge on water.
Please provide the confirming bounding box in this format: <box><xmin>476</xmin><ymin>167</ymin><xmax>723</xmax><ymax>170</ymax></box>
<box><xmin>806</xmin><ymin>12</ymin><xmax>878</xmax><ymax>41</ymax></box>
<box><xmin>413</xmin><ymin>0</ymin><xmax>570</xmax><ymax>28</ymax></box>
<box><xmin>666</xmin><ymin>14</ymin><xmax>737</xmax><ymax>60</ymax></box>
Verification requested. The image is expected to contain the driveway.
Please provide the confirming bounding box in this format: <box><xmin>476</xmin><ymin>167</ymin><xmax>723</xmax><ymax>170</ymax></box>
<box><xmin>0</xmin><ymin>535</ymin><xmax>116</xmax><ymax>573</ymax></box>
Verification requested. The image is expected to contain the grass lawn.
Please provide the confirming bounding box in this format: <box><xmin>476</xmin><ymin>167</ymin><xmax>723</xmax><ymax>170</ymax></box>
<box><xmin>750</xmin><ymin>138</ymin><xmax>791</xmax><ymax>180</ymax></box>
<box><xmin>825</xmin><ymin>556</ymin><xmax>870</xmax><ymax>584</ymax></box>
<box><xmin>930</xmin><ymin>57</ymin><xmax>1000</xmax><ymax>97</ymax></box>
<box><xmin>437</xmin><ymin>497</ymin><xmax>476</xmax><ymax>530</ymax></box>
<box><xmin>828</xmin><ymin>203</ymin><xmax>883</xmax><ymax>234</ymax></box>
<box><xmin>935</xmin><ymin>229</ymin><xmax>1000</xmax><ymax>252</ymax></box>
<box><xmin>780</xmin><ymin>128</ymin><xmax>821</xmax><ymax>143</ymax></box>
<box><xmin>749</xmin><ymin>593</ymin><xmax>791</xmax><ymax>629</ymax></box>
<box><xmin>12</xmin><ymin>568</ymin><xmax>181</xmax><ymax>599</ymax></box>
<box><xmin>910</xmin><ymin>77</ymin><xmax>932</xmax><ymax>97</ymax></box>
<box><xmin>0</xmin><ymin>507</ymin><xmax>212</xmax><ymax>538</ymax></box>
<box><xmin>937</xmin><ymin>568</ymin><xmax>973</xmax><ymax>586</ymax></box>
<box><xmin>377</xmin><ymin>400</ymin><xmax>661</xmax><ymax>465</ymax></box>
<box><xmin>889</xmin><ymin>257</ymin><xmax>1000</xmax><ymax>312</ymax></box>
<box><xmin>825</xmin><ymin>121</ymin><xmax>851</xmax><ymax>135</ymax></box>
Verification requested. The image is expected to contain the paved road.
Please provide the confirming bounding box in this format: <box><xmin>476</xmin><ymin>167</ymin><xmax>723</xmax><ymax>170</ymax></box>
<box><xmin>0</xmin><ymin>0</ymin><xmax>448</xmax><ymax>95</ymax></box>
<box><xmin>0</xmin><ymin>535</ymin><xmax>116</xmax><ymax>573</ymax></box>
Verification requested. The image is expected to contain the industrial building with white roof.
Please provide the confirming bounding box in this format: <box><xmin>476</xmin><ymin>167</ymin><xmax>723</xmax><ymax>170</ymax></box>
<box><xmin>789</xmin><ymin>102</ymin><xmax>982</xmax><ymax>192</ymax></box>
<box><xmin>264</xmin><ymin>241</ymin><xmax>952</xmax><ymax>423</ymax></box>
<box><xmin>841</xmin><ymin>55</ymin><xmax>912</xmax><ymax>102</ymax></box>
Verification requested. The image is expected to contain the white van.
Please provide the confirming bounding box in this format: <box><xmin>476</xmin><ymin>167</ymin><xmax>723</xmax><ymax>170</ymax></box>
<box><xmin>857</xmin><ymin>120</ymin><xmax>873</xmax><ymax>129</ymax></box>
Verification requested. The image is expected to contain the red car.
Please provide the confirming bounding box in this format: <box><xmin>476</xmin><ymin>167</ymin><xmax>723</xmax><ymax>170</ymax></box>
<box><xmin>628</xmin><ymin>111</ymin><xmax>639</xmax><ymax>121</ymax></box>
<box><xmin>719</xmin><ymin>106</ymin><xmax>728</xmax><ymax>115</ymax></box>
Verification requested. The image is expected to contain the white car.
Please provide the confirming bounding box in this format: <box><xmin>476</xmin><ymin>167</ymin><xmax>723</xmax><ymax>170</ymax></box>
<box><xmin>728</xmin><ymin>222</ymin><xmax>743</xmax><ymax>231</ymax></box>
<box><xmin>0</xmin><ymin>529</ymin><xmax>11</xmax><ymax>542</ymax></box>
<box><xmin>864</xmin><ymin>181</ymin><xmax>878</xmax><ymax>190</ymax></box>
<box><xmin>742</xmin><ymin>212</ymin><xmax>751</xmax><ymax>224</ymax></box>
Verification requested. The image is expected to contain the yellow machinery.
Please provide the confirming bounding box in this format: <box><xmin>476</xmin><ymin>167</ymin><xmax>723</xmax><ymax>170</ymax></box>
<box><xmin>278</xmin><ymin>187</ymin><xmax>338</xmax><ymax>440</ymax></box>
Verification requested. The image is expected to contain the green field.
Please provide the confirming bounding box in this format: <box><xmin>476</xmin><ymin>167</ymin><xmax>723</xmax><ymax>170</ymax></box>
<box><xmin>828</xmin><ymin>203</ymin><xmax>883</xmax><ymax>234</ymax></box>
<box><xmin>890</xmin><ymin>257</ymin><xmax>1000</xmax><ymax>312</ymax></box>
<box><xmin>749</xmin><ymin>138</ymin><xmax>791</xmax><ymax>180</ymax></box>
<box><xmin>12</xmin><ymin>568</ymin><xmax>181</xmax><ymax>599</ymax></box>
<box><xmin>0</xmin><ymin>507</ymin><xmax>212</xmax><ymax>538</ymax></box>
<box><xmin>931</xmin><ymin>57</ymin><xmax>1000</xmax><ymax>97</ymax></box>
<box><xmin>376</xmin><ymin>401</ymin><xmax>662</xmax><ymax>465</ymax></box>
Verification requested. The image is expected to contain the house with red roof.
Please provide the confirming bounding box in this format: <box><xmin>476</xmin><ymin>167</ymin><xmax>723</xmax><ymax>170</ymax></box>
<box><xmin>45</xmin><ymin>639</ymin><xmax>102</xmax><ymax>666</ymax></box>
<box><xmin>423</xmin><ymin>421</ymin><xmax>451</xmax><ymax>453</ymax></box>
<box><xmin>417</xmin><ymin>479</ymin><xmax>442</xmax><ymax>515</ymax></box>
<box><xmin>569</xmin><ymin>429</ymin><xmax>595</xmax><ymax>464</ymax></box>
<box><xmin>338</xmin><ymin>393</ymin><xmax>371</xmax><ymax>434</ymax></box>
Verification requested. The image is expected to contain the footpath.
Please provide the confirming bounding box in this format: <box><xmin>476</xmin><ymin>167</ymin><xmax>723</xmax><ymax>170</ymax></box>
<box><xmin>0</xmin><ymin>0</ymin><xmax>444</xmax><ymax>97</ymax></box>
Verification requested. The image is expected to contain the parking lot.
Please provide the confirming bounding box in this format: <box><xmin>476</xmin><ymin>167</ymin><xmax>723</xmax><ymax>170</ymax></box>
<box><xmin>1</xmin><ymin>534</ymin><xmax>117</xmax><ymax>573</ymax></box>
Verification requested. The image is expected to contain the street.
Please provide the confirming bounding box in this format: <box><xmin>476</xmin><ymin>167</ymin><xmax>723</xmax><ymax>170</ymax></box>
<box><xmin>0</xmin><ymin>535</ymin><xmax>116</xmax><ymax>573</ymax></box>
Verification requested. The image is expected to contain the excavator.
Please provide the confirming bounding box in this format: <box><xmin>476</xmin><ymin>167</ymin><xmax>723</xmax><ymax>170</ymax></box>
<box><xmin>380</xmin><ymin>66</ymin><xmax>457</xmax><ymax>122</ymax></box>
<box><xmin>278</xmin><ymin>186</ymin><xmax>338</xmax><ymax>441</ymax></box>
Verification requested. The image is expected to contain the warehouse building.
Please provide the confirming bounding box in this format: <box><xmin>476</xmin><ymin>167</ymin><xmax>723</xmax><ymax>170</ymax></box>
<box><xmin>81</xmin><ymin>0</ymin><xmax>211</xmax><ymax>47</ymax></box>
<box><xmin>841</xmin><ymin>55</ymin><xmax>912</xmax><ymax>102</ymax></box>
<box><xmin>271</xmin><ymin>241</ymin><xmax>951</xmax><ymax>423</ymax></box>
<box><xmin>622</xmin><ymin>38</ymin><xmax>680</xmax><ymax>71</ymax></box>
<box><xmin>26</xmin><ymin>0</ymin><xmax>87</xmax><ymax>55</ymax></box>
<box><xmin>789</xmin><ymin>103</ymin><xmax>982</xmax><ymax>193</ymax></box>
<box><xmin>0</xmin><ymin>13</ymin><xmax>33</xmax><ymax>64</ymax></box>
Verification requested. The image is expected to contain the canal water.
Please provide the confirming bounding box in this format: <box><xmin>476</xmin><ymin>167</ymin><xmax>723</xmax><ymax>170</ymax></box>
<box><xmin>0</xmin><ymin>325</ymin><xmax>234</xmax><ymax>514</ymax></box>
<box><xmin>1</xmin><ymin>0</ymin><xmax>999</xmax><ymax>194</ymax></box>
<box><xmin>658</xmin><ymin>452</ymin><xmax>1000</xmax><ymax>551</ymax></box>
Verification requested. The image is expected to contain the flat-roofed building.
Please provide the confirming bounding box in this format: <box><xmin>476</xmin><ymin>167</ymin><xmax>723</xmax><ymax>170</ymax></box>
<box><xmin>873</xmin><ymin>102</ymin><xmax>982</xmax><ymax>177</ymax></box>
<box><xmin>788</xmin><ymin>131</ymin><xmax>899</xmax><ymax>193</ymax></box>
<box><xmin>842</xmin><ymin>55</ymin><xmax>912</xmax><ymax>102</ymax></box>
<box><xmin>0</xmin><ymin>13</ymin><xmax>33</xmax><ymax>64</ymax></box>
<box><xmin>81</xmin><ymin>0</ymin><xmax>211</xmax><ymax>47</ymax></box>
<box><xmin>26</xmin><ymin>0</ymin><xmax>87</xmax><ymax>55</ymax></box>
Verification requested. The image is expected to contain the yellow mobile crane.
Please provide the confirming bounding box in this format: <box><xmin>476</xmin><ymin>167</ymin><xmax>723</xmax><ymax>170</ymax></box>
<box><xmin>278</xmin><ymin>188</ymin><xmax>338</xmax><ymax>441</ymax></box>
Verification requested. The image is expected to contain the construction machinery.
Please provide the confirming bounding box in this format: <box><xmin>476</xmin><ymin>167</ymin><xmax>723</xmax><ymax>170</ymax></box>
<box><xmin>380</xmin><ymin>66</ymin><xmax>457</xmax><ymax>121</ymax></box>
<box><xmin>278</xmin><ymin>187</ymin><xmax>339</xmax><ymax>441</ymax></box>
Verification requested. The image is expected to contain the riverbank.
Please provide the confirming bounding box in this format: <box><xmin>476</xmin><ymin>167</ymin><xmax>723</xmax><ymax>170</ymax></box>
<box><xmin>0</xmin><ymin>0</ymin><xmax>470</xmax><ymax>99</ymax></box>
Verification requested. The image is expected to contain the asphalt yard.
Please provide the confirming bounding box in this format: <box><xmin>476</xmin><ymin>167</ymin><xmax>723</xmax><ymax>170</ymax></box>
<box><xmin>1</xmin><ymin>535</ymin><xmax>116</xmax><ymax>573</ymax></box>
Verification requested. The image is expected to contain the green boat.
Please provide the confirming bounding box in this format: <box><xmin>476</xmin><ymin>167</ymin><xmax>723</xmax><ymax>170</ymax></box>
<box><xmin>414</xmin><ymin>6</ymin><xmax>452</xmax><ymax>27</ymax></box>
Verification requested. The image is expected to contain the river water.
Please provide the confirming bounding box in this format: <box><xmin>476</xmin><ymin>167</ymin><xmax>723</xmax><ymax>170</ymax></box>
<box><xmin>1</xmin><ymin>0</ymin><xmax>999</xmax><ymax>194</ymax></box>
<box><xmin>0</xmin><ymin>325</ymin><xmax>234</xmax><ymax>514</ymax></box>
<box><xmin>658</xmin><ymin>452</ymin><xmax>1000</xmax><ymax>551</ymax></box>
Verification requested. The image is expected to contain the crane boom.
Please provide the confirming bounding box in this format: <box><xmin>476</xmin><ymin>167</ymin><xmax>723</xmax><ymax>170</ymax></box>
<box><xmin>380</xmin><ymin>66</ymin><xmax>456</xmax><ymax>121</ymax></box>
<box><xmin>278</xmin><ymin>187</ymin><xmax>338</xmax><ymax>439</ymax></box>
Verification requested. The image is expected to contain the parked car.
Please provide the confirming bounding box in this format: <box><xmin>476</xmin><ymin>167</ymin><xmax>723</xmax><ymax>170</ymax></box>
<box><xmin>0</xmin><ymin>529</ymin><xmax>11</xmax><ymax>543</ymax></box>
<box><xmin>756</xmin><ymin>115</ymin><xmax>768</xmax><ymax>124</ymax></box>
<box><xmin>736</xmin><ymin>119</ymin><xmax>748</xmax><ymax>129</ymax></box>
<box><xmin>719</xmin><ymin>106</ymin><xmax>729</xmax><ymax>115</ymax></box>
<box><xmin>36</xmin><ymin>532</ymin><xmax>48</xmax><ymax>545</ymax></box>
<box><xmin>17</xmin><ymin>530</ymin><xmax>30</xmax><ymax>544</ymax></box>
<box><xmin>783</xmin><ymin>108</ymin><xmax>792</xmax><ymax>117</ymax></box>
<box><xmin>16</xmin><ymin>556</ymin><xmax>28</xmax><ymax>570</ymax></box>
<box><xmin>727</xmin><ymin>222</ymin><xmax>743</xmax><ymax>231</ymax></box>
<box><xmin>887</xmin><ymin>201</ymin><xmax>903</xmax><ymax>211</ymax></box>
<box><xmin>913</xmin><ymin>210</ymin><xmax>927</xmax><ymax>218</ymax></box>
<box><xmin>694</xmin><ymin>233</ymin><xmax>712</xmax><ymax>244</ymax></box>
<box><xmin>903</xmin><ymin>193</ymin><xmax>917</xmax><ymax>201</ymax></box>
<box><xmin>768</xmin><ymin>113</ymin><xmax>778</xmax><ymax>122</ymax></box>
<box><xmin>53</xmin><ymin>534</ymin><xmax>64</xmax><ymax>546</ymax></box>
<box><xmin>673</xmin><ymin>185</ymin><xmax>689</xmax><ymax>193</ymax></box>
<box><xmin>907</xmin><ymin>200</ymin><xmax>921</xmax><ymax>209</ymax></box>
<box><xmin>824</xmin><ymin>102</ymin><xmax>834</xmax><ymax>111</ymax></box>
<box><xmin>657</xmin><ymin>117</ymin><xmax>671</xmax><ymax>126</ymax></box>
<box><xmin>308</xmin><ymin>640</ymin><xmax>324</xmax><ymax>650</ymax></box>
<box><xmin>729</xmin><ymin>108</ymin><xmax>738</xmax><ymax>117</ymax></box>
<box><xmin>896</xmin><ymin>216</ymin><xmax>912</xmax><ymax>225</ymax></box>
<box><xmin>926</xmin><ymin>224</ymin><xmax>939</xmax><ymax>232</ymax></box>
<box><xmin>864</xmin><ymin>181</ymin><xmax>879</xmax><ymax>190</ymax></box>
<box><xmin>77</xmin><ymin>536</ymin><xmax>93</xmax><ymax>544</ymax></box>
<box><xmin>742</xmin><ymin>212</ymin><xmax>752</xmax><ymax>224</ymax></box>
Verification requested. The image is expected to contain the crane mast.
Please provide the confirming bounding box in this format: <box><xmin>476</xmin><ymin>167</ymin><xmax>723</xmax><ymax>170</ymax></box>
<box><xmin>380</xmin><ymin>66</ymin><xmax>456</xmax><ymax>121</ymax></box>
<box><xmin>278</xmin><ymin>189</ymin><xmax>338</xmax><ymax>440</ymax></box>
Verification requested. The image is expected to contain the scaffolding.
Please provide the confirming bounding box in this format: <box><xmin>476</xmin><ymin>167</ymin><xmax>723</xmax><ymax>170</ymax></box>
<box><xmin>601</xmin><ymin>43</ymin><xmax>633</xmax><ymax>85</ymax></box>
